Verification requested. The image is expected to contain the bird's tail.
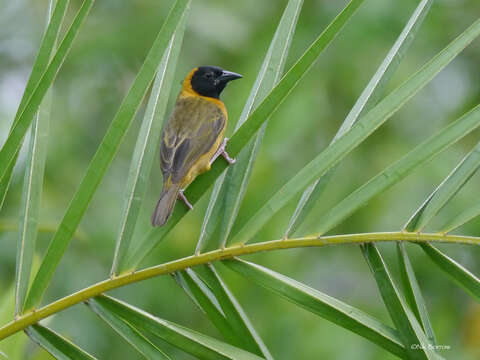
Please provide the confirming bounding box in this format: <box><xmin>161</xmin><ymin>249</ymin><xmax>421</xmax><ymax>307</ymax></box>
<box><xmin>151</xmin><ymin>183</ymin><xmax>180</xmax><ymax>227</ymax></box>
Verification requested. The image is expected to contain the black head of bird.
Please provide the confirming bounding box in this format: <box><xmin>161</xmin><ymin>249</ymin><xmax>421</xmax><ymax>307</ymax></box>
<box><xmin>189</xmin><ymin>66</ymin><xmax>242</xmax><ymax>99</ymax></box>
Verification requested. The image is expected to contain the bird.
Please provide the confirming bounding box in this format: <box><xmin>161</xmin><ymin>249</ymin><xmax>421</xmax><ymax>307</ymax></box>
<box><xmin>151</xmin><ymin>65</ymin><xmax>242</xmax><ymax>227</ymax></box>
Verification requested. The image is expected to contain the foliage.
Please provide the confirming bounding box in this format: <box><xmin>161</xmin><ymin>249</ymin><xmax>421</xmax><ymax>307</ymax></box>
<box><xmin>1</xmin><ymin>0</ymin><xmax>480</xmax><ymax>359</ymax></box>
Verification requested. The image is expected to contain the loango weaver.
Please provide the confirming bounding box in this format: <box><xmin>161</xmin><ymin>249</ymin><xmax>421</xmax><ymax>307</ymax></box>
<box><xmin>151</xmin><ymin>66</ymin><xmax>242</xmax><ymax>227</ymax></box>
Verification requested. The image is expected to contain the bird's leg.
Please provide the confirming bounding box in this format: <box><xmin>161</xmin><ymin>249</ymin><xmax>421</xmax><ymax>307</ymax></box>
<box><xmin>210</xmin><ymin>138</ymin><xmax>236</xmax><ymax>165</ymax></box>
<box><xmin>178</xmin><ymin>189</ymin><xmax>193</xmax><ymax>210</ymax></box>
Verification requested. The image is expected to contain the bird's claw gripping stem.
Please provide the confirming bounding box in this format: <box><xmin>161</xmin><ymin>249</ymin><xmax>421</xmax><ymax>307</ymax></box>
<box><xmin>178</xmin><ymin>189</ymin><xmax>193</xmax><ymax>210</ymax></box>
<box><xmin>211</xmin><ymin>138</ymin><xmax>236</xmax><ymax>165</ymax></box>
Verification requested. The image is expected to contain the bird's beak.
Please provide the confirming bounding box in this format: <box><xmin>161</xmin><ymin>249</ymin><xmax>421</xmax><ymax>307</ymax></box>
<box><xmin>218</xmin><ymin>70</ymin><xmax>243</xmax><ymax>82</ymax></box>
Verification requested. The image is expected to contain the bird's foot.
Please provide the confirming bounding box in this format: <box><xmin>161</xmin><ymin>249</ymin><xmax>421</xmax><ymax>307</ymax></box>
<box><xmin>210</xmin><ymin>138</ymin><xmax>236</xmax><ymax>165</ymax></box>
<box><xmin>178</xmin><ymin>189</ymin><xmax>193</xmax><ymax>210</ymax></box>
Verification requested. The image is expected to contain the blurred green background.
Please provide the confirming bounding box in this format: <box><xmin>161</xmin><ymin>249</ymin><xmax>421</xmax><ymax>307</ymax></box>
<box><xmin>1</xmin><ymin>0</ymin><xmax>480</xmax><ymax>358</ymax></box>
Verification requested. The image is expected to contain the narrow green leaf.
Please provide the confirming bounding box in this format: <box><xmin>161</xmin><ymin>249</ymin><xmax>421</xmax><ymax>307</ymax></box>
<box><xmin>26</xmin><ymin>324</ymin><xmax>97</xmax><ymax>360</ymax></box>
<box><xmin>283</xmin><ymin>176</ymin><xmax>329</xmax><ymax>238</ymax></box>
<box><xmin>396</xmin><ymin>243</ymin><xmax>436</xmax><ymax>345</ymax></box>
<box><xmin>361</xmin><ymin>244</ymin><xmax>439</xmax><ymax>360</ymax></box>
<box><xmin>397</xmin><ymin>139</ymin><xmax>480</xmax><ymax>348</ymax></box>
<box><xmin>125</xmin><ymin>0</ymin><xmax>366</xmax><ymax>269</ymax></box>
<box><xmin>0</xmin><ymin>0</ymin><xmax>69</xmax><ymax>210</ymax></box>
<box><xmin>111</xmin><ymin>11</ymin><xmax>189</xmax><ymax>275</ymax></box>
<box><xmin>175</xmin><ymin>267</ymin><xmax>272</xmax><ymax>358</ymax></box>
<box><xmin>172</xmin><ymin>271</ymin><xmax>202</xmax><ymax>309</ymax></box>
<box><xmin>405</xmin><ymin>140</ymin><xmax>480</xmax><ymax>232</ymax></box>
<box><xmin>15</xmin><ymin>0</ymin><xmax>57</xmax><ymax>317</ymax></box>
<box><xmin>197</xmin><ymin>0</ymin><xmax>303</xmax><ymax>253</ymax></box>
<box><xmin>227</xmin><ymin>0</ymin><xmax>365</xmax><ymax>157</ymax></box>
<box><xmin>0</xmin><ymin>155</ymin><xmax>15</xmax><ymax>211</ymax></box>
<box><xmin>419</xmin><ymin>243</ymin><xmax>480</xmax><ymax>301</ymax></box>
<box><xmin>0</xmin><ymin>0</ymin><xmax>93</xmax><ymax>185</ymax></box>
<box><xmin>91</xmin><ymin>295</ymin><xmax>264</xmax><ymax>360</ymax></box>
<box><xmin>10</xmin><ymin>0</ymin><xmax>68</xmax><ymax>124</ymax></box>
<box><xmin>176</xmin><ymin>267</ymin><xmax>272</xmax><ymax>358</ymax></box>
<box><xmin>285</xmin><ymin>0</ymin><xmax>433</xmax><ymax>237</ymax></box>
<box><xmin>223</xmin><ymin>258</ymin><xmax>407</xmax><ymax>359</ymax></box>
<box><xmin>87</xmin><ymin>299</ymin><xmax>171</xmax><ymax>359</ymax></box>
<box><xmin>195</xmin><ymin>174</ymin><xmax>227</xmax><ymax>254</ymax></box>
<box><xmin>218</xmin><ymin>0</ymin><xmax>303</xmax><ymax>249</ymax></box>
<box><xmin>15</xmin><ymin>99</ymin><xmax>52</xmax><ymax>315</ymax></box>
<box><xmin>310</xmin><ymin>104</ymin><xmax>480</xmax><ymax>236</ymax></box>
<box><xmin>230</xmin><ymin>19</ymin><xmax>480</xmax><ymax>245</ymax></box>
<box><xmin>23</xmin><ymin>0</ymin><xmax>191</xmax><ymax>311</ymax></box>
<box><xmin>440</xmin><ymin>201</ymin><xmax>480</xmax><ymax>233</ymax></box>
<box><xmin>176</xmin><ymin>269</ymin><xmax>240</xmax><ymax>347</ymax></box>
<box><xmin>202</xmin><ymin>264</ymin><xmax>273</xmax><ymax>359</ymax></box>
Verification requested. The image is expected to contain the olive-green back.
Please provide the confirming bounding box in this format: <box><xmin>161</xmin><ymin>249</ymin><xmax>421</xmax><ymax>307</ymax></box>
<box><xmin>160</xmin><ymin>96</ymin><xmax>225</xmax><ymax>184</ymax></box>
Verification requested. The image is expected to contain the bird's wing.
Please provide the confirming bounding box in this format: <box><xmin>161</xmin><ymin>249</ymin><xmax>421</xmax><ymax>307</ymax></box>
<box><xmin>160</xmin><ymin>96</ymin><xmax>226</xmax><ymax>184</ymax></box>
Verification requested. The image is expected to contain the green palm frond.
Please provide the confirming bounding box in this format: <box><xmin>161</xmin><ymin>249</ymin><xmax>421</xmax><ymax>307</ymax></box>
<box><xmin>0</xmin><ymin>2</ymin><xmax>479</xmax><ymax>359</ymax></box>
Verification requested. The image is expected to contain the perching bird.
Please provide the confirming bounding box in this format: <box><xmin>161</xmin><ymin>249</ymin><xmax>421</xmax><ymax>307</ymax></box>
<box><xmin>151</xmin><ymin>66</ymin><xmax>242</xmax><ymax>227</ymax></box>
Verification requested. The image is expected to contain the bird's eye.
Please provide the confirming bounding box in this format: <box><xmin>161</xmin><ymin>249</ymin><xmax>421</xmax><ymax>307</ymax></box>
<box><xmin>205</xmin><ymin>72</ymin><xmax>213</xmax><ymax>79</ymax></box>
